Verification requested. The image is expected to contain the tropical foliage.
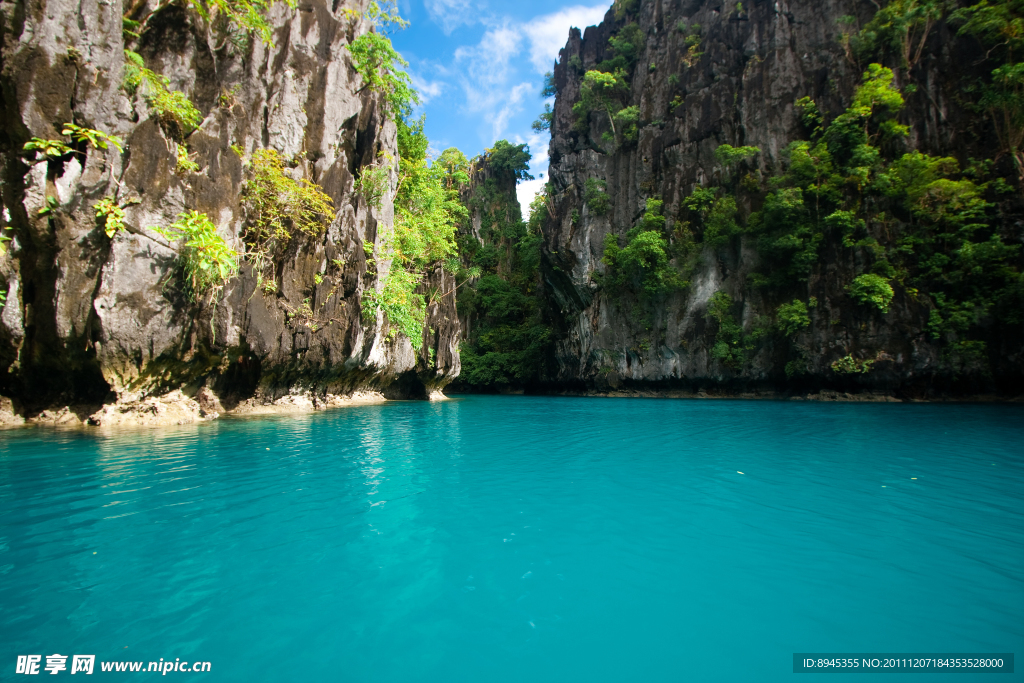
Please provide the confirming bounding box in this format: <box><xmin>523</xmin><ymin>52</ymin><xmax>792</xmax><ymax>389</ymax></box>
<box><xmin>602</xmin><ymin>198</ymin><xmax>687</xmax><ymax>297</ymax></box>
<box><xmin>457</xmin><ymin>150</ymin><xmax>553</xmax><ymax>389</ymax></box>
<box><xmin>241</xmin><ymin>149</ymin><xmax>335</xmax><ymax>290</ymax></box>
<box><xmin>153</xmin><ymin>211</ymin><xmax>239</xmax><ymax>302</ymax></box>
<box><xmin>123</xmin><ymin>50</ymin><xmax>202</xmax><ymax>136</ymax></box>
<box><xmin>570</xmin><ymin>21</ymin><xmax>647</xmax><ymax>149</ymax></box>
<box><xmin>23</xmin><ymin>123</ymin><xmax>123</xmax><ymax>162</ymax></box>
<box><xmin>363</xmin><ymin>116</ymin><xmax>467</xmax><ymax>341</ymax></box>
<box><xmin>347</xmin><ymin>24</ymin><xmax>418</xmax><ymax>120</ymax></box>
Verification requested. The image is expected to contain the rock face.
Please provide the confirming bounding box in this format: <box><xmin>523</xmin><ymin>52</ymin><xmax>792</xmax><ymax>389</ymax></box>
<box><xmin>540</xmin><ymin>0</ymin><xmax>1024</xmax><ymax>397</ymax></box>
<box><xmin>453</xmin><ymin>155</ymin><xmax>518</xmax><ymax>337</ymax></box>
<box><xmin>447</xmin><ymin>147</ymin><xmax>555</xmax><ymax>393</ymax></box>
<box><xmin>0</xmin><ymin>0</ymin><xmax>459</xmax><ymax>419</ymax></box>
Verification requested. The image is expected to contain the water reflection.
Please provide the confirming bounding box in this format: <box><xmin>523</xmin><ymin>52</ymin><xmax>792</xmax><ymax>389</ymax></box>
<box><xmin>0</xmin><ymin>399</ymin><xmax>1021</xmax><ymax>682</ymax></box>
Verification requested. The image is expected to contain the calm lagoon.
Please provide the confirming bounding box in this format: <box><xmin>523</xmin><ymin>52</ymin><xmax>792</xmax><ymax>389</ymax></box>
<box><xmin>1</xmin><ymin>396</ymin><xmax>1022</xmax><ymax>681</ymax></box>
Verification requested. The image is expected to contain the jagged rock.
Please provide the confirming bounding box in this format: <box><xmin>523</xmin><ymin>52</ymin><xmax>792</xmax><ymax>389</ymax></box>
<box><xmin>229</xmin><ymin>388</ymin><xmax>386</xmax><ymax>413</ymax></box>
<box><xmin>195</xmin><ymin>386</ymin><xmax>224</xmax><ymax>417</ymax></box>
<box><xmin>538</xmin><ymin>0</ymin><xmax>1022</xmax><ymax>398</ymax></box>
<box><xmin>0</xmin><ymin>396</ymin><xmax>24</xmax><ymax>425</ymax></box>
<box><xmin>86</xmin><ymin>390</ymin><xmax>211</xmax><ymax>426</ymax></box>
<box><xmin>0</xmin><ymin>0</ymin><xmax>460</xmax><ymax>420</ymax></box>
<box><xmin>30</xmin><ymin>406</ymin><xmax>91</xmax><ymax>426</ymax></box>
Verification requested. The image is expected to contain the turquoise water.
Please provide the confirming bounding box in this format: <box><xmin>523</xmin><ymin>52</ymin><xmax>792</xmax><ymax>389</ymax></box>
<box><xmin>1</xmin><ymin>397</ymin><xmax>1022</xmax><ymax>681</ymax></box>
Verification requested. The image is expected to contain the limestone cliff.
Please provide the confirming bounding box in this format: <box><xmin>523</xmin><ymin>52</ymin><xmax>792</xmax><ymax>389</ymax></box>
<box><xmin>449</xmin><ymin>144</ymin><xmax>554</xmax><ymax>392</ymax></box>
<box><xmin>540</xmin><ymin>0</ymin><xmax>1024</xmax><ymax>398</ymax></box>
<box><xmin>0</xmin><ymin>0</ymin><xmax>459</xmax><ymax>423</ymax></box>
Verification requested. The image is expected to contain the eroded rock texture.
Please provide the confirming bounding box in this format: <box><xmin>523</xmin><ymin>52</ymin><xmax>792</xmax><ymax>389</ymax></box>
<box><xmin>541</xmin><ymin>0</ymin><xmax>1024</xmax><ymax>397</ymax></box>
<box><xmin>0</xmin><ymin>0</ymin><xmax>459</xmax><ymax>419</ymax></box>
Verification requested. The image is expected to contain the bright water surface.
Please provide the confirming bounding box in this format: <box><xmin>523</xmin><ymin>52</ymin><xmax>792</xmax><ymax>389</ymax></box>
<box><xmin>1</xmin><ymin>397</ymin><xmax>1022</xmax><ymax>681</ymax></box>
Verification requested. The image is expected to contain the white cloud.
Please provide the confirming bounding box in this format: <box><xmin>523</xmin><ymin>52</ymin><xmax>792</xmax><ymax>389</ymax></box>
<box><xmin>514</xmin><ymin>125</ymin><xmax>552</xmax><ymax>218</ymax></box>
<box><xmin>517</xmin><ymin>178</ymin><xmax>547</xmax><ymax>218</ymax></box>
<box><xmin>426</xmin><ymin>0</ymin><xmax>478</xmax><ymax>35</ymax></box>
<box><xmin>522</xmin><ymin>4</ymin><xmax>608</xmax><ymax>73</ymax></box>
<box><xmin>514</xmin><ymin>128</ymin><xmax>551</xmax><ymax>169</ymax></box>
<box><xmin>491</xmin><ymin>82</ymin><xmax>534</xmax><ymax>139</ymax></box>
<box><xmin>410</xmin><ymin>72</ymin><xmax>445</xmax><ymax>104</ymax></box>
<box><xmin>418</xmin><ymin>4</ymin><xmax>607</xmax><ymax>153</ymax></box>
<box><xmin>454</xmin><ymin>22</ymin><xmax>523</xmax><ymax>107</ymax></box>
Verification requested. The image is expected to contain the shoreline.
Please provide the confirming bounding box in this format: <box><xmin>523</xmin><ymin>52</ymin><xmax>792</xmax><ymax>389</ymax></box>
<box><xmin>3</xmin><ymin>388</ymin><xmax>1021</xmax><ymax>432</ymax></box>
<box><xmin>449</xmin><ymin>388</ymin><xmax>1024</xmax><ymax>404</ymax></box>
<box><xmin>0</xmin><ymin>389</ymin><xmax>453</xmax><ymax>431</ymax></box>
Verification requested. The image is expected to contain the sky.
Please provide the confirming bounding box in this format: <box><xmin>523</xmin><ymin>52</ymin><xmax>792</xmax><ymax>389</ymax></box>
<box><xmin>388</xmin><ymin>0</ymin><xmax>612</xmax><ymax>214</ymax></box>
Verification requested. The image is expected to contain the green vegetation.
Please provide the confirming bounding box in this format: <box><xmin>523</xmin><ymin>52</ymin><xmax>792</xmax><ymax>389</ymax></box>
<box><xmin>457</xmin><ymin>147</ymin><xmax>553</xmax><ymax>389</ymax></box>
<box><xmin>951</xmin><ymin>0</ymin><xmax>1024</xmax><ymax>186</ymax></box>
<box><xmin>124</xmin><ymin>0</ymin><xmax>295</xmax><ymax>55</ymax></box>
<box><xmin>602</xmin><ymin>198</ymin><xmax>687</xmax><ymax>297</ymax></box>
<box><xmin>768</xmin><ymin>65</ymin><xmax>1018</xmax><ymax>351</ymax></box>
<box><xmin>347</xmin><ymin>11</ymin><xmax>418</xmax><ymax>121</ymax></box>
<box><xmin>602</xmin><ymin>23</ymin><xmax>645</xmax><ymax>73</ymax></box>
<box><xmin>531</xmin><ymin>103</ymin><xmax>554</xmax><ymax>132</ymax></box>
<box><xmin>146</xmin><ymin>85</ymin><xmax>203</xmax><ymax>133</ymax></box>
<box><xmin>23</xmin><ymin>123</ymin><xmax>123</xmax><ymax>162</ymax></box>
<box><xmin>570</xmin><ymin>22</ymin><xmax>647</xmax><ymax>149</ymax></box>
<box><xmin>847</xmin><ymin>273</ymin><xmax>895</xmax><ymax>312</ymax></box>
<box><xmin>831</xmin><ymin>354</ymin><xmax>875</xmax><ymax>374</ymax></box>
<box><xmin>489</xmin><ymin>140</ymin><xmax>535</xmax><ymax>181</ymax></box>
<box><xmin>355</xmin><ymin>152</ymin><xmax>393</xmax><ymax>210</ymax></box>
<box><xmin>704</xmin><ymin>291</ymin><xmax>772</xmax><ymax>368</ymax></box>
<box><xmin>584</xmin><ymin>178</ymin><xmax>610</xmax><ymax>216</ymax></box>
<box><xmin>679</xmin><ymin>185</ymin><xmax>742</xmax><ymax>249</ymax></box>
<box><xmin>61</xmin><ymin>123</ymin><xmax>124</xmax><ymax>152</ymax></box>
<box><xmin>541</xmin><ymin>71</ymin><xmax>557</xmax><ymax>97</ymax></box>
<box><xmin>613</xmin><ymin>0</ymin><xmax>639</xmax><ymax>20</ymax></box>
<box><xmin>706</xmin><ymin>291</ymin><xmax>744</xmax><ymax>366</ymax></box>
<box><xmin>121</xmin><ymin>0</ymin><xmax>301</xmax><ymax>139</ymax></box>
<box><xmin>184</xmin><ymin>0</ymin><xmax>294</xmax><ymax>47</ymax></box>
<box><xmin>176</xmin><ymin>144</ymin><xmax>200</xmax><ymax>174</ymax></box>
<box><xmin>573</xmin><ymin>70</ymin><xmax>639</xmax><ymax>148</ymax></box>
<box><xmin>153</xmin><ymin>211</ymin><xmax>239</xmax><ymax>302</ymax></box>
<box><xmin>739</xmin><ymin>65</ymin><xmax>909</xmax><ymax>288</ymax></box>
<box><xmin>662</xmin><ymin>52</ymin><xmax>1021</xmax><ymax>377</ymax></box>
<box><xmin>22</xmin><ymin>138</ymin><xmax>73</xmax><ymax>160</ymax></box>
<box><xmin>714</xmin><ymin>144</ymin><xmax>760</xmax><ymax>173</ymax></box>
<box><xmin>94</xmin><ymin>198</ymin><xmax>127</xmax><ymax>238</ymax></box>
<box><xmin>776</xmin><ymin>298</ymin><xmax>813</xmax><ymax>335</ymax></box>
<box><xmin>37</xmin><ymin>197</ymin><xmax>59</xmax><ymax>217</ymax></box>
<box><xmin>704</xmin><ymin>195</ymin><xmax>741</xmax><ymax>249</ymax></box>
<box><xmin>437</xmin><ymin>147</ymin><xmax>470</xmax><ymax>188</ymax></box>
<box><xmin>677</xmin><ymin>22</ymin><xmax>703</xmax><ymax>67</ymax></box>
<box><xmin>241</xmin><ymin>148</ymin><xmax>335</xmax><ymax>290</ymax></box>
<box><xmin>363</xmin><ymin>116</ymin><xmax>467</xmax><ymax>341</ymax></box>
<box><xmin>531</xmin><ymin>66</ymin><xmax>557</xmax><ymax>132</ymax></box>
<box><xmin>363</xmin><ymin>265</ymin><xmax>424</xmax><ymax>341</ymax></box>
<box><xmin>847</xmin><ymin>0</ymin><xmax>948</xmax><ymax>70</ymax></box>
<box><xmin>124</xmin><ymin>50</ymin><xmax>202</xmax><ymax>137</ymax></box>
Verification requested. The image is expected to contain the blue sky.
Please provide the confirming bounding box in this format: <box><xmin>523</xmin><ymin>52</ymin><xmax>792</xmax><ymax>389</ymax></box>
<box><xmin>388</xmin><ymin>0</ymin><xmax>611</xmax><ymax>212</ymax></box>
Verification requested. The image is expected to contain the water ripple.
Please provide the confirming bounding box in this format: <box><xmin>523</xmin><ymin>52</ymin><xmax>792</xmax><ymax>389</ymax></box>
<box><xmin>1</xmin><ymin>398</ymin><xmax>1022</xmax><ymax>681</ymax></box>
